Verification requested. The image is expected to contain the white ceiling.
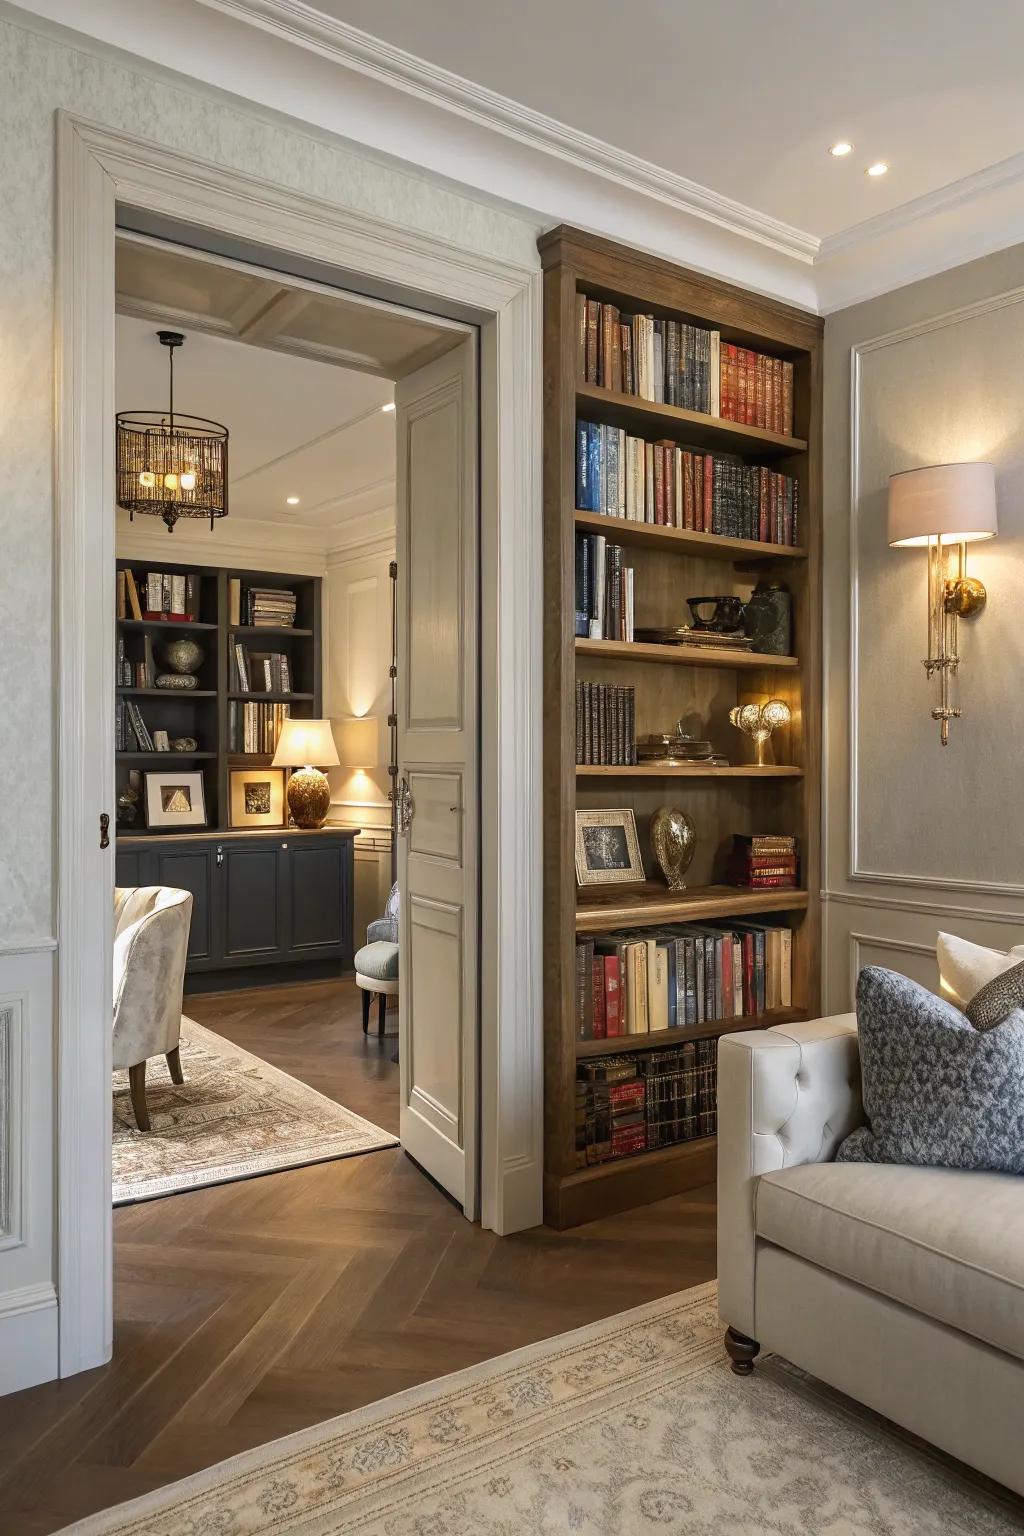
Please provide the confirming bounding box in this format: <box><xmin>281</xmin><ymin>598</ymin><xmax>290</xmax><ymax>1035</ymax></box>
<box><xmin>309</xmin><ymin>0</ymin><xmax>1024</xmax><ymax>245</ymax></box>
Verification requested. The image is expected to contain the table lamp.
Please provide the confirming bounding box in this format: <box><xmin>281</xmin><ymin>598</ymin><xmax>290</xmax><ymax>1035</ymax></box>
<box><xmin>272</xmin><ymin>718</ymin><xmax>340</xmax><ymax>828</ymax></box>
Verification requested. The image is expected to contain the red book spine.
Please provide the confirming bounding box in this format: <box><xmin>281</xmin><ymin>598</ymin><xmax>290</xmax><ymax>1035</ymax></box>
<box><xmin>755</xmin><ymin>354</ymin><xmax>766</xmax><ymax>430</ymax></box>
<box><xmin>693</xmin><ymin>453</ymin><xmax>703</xmax><ymax>532</ymax></box>
<box><xmin>608</xmin><ymin>1079</ymin><xmax>644</xmax><ymax>1109</ymax></box>
<box><xmin>742</xmin><ymin>933</ymin><xmax>755</xmax><ymax>1014</ymax></box>
<box><xmin>703</xmin><ymin>454</ymin><xmax>713</xmax><ymax>532</ymax></box>
<box><xmin>682</xmin><ymin>451</ymin><xmax>694</xmax><ymax>529</ymax></box>
<box><xmin>724</xmin><ymin>344</ymin><xmax>737</xmax><ymax>420</ymax></box>
<box><xmin>773</xmin><ymin>357</ymin><xmax>783</xmax><ymax>435</ymax></box>
<box><xmin>736</xmin><ymin>348</ymin><xmax>747</xmax><ymax>425</ymax></box>
<box><xmin>654</xmin><ymin>445</ymin><xmax>666</xmax><ymax>525</ymax></box>
<box><xmin>592</xmin><ymin>957</ymin><xmax>607</xmax><ymax>1039</ymax></box>
<box><xmin>782</xmin><ymin>360</ymin><xmax>794</xmax><ymax>436</ymax></box>
<box><xmin>604</xmin><ymin>956</ymin><xmax>621</xmax><ymax>1037</ymax></box>
<box><xmin>746</xmin><ymin>351</ymin><xmax>757</xmax><ymax>425</ymax></box>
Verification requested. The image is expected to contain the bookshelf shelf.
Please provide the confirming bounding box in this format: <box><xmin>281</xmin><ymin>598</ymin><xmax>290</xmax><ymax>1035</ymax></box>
<box><xmin>116</xmin><ymin>560</ymin><xmax>323</xmax><ymax>836</ymax></box>
<box><xmin>575</xmin><ymin>763</ymin><xmax>803</xmax><ymax>779</ymax></box>
<box><xmin>576</xmin><ymin>638</ymin><xmax>798</xmax><ymax>670</ymax></box>
<box><xmin>541</xmin><ymin>226</ymin><xmax>822</xmax><ymax>1227</ymax></box>
<box><xmin>577</xmin><ymin>381</ymin><xmax>807</xmax><ymax>456</ymax></box>
<box><xmin>574</xmin><ymin>509</ymin><xmax>806</xmax><ymax>561</ymax></box>
<box><xmin>574</xmin><ymin>1007</ymin><xmax>808</xmax><ymax>1060</ymax></box>
<box><xmin>575</xmin><ymin>883</ymin><xmax>809</xmax><ymax>934</ymax></box>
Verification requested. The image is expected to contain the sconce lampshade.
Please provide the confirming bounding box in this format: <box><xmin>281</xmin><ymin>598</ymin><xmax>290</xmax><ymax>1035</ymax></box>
<box><xmin>272</xmin><ymin>718</ymin><xmax>340</xmax><ymax>769</ymax></box>
<box><xmin>888</xmin><ymin>462</ymin><xmax>998</xmax><ymax>547</ymax></box>
<box><xmin>336</xmin><ymin>715</ymin><xmax>379</xmax><ymax>769</ymax></box>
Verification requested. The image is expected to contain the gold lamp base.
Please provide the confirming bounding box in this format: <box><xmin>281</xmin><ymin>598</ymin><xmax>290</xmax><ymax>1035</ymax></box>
<box><xmin>286</xmin><ymin>766</ymin><xmax>331</xmax><ymax>829</ymax></box>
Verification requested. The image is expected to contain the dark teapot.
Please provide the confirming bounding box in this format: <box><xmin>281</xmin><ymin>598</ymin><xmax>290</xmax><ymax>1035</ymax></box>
<box><xmin>687</xmin><ymin>594</ymin><xmax>746</xmax><ymax>633</ymax></box>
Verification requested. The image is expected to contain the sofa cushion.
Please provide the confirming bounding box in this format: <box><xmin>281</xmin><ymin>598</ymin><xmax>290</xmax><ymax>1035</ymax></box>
<box><xmin>353</xmin><ymin>940</ymin><xmax>399</xmax><ymax>982</ymax></box>
<box><xmin>756</xmin><ymin>1161</ymin><xmax>1024</xmax><ymax>1363</ymax></box>
<box><xmin>937</xmin><ymin>930</ymin><xmax>1024</xmax><ymax>1010</ymax></box>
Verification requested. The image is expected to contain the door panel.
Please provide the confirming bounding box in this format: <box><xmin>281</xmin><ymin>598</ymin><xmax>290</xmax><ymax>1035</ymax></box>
<box><xmin>396</xmin><ymin>338</ymin><xmax>479</xmax><ymax>1217</ymax></box>
<box><xmin>290</xmin><ymin>843</ymin><xmax>344</xmax><ymax>953</ymax></box>
<box><xmin>153</xmin><ymin>846</ymin><xmax>215</xmax><ymax>963</ymax></box>
<box><xmin>221</xmin><ymin>844</ymin><xmax>282</xmax><ymax>959</ymax></box>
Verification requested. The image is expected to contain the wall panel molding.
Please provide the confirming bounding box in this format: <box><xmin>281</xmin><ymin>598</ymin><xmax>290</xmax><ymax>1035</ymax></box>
<box><xmin>0</xmin><ymin>998</ymin><xmax>25</xmax><ymax>1251</ymax></box>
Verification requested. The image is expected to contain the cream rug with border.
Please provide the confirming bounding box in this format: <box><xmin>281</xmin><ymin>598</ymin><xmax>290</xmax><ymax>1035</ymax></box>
<box><xmin>59</xmin><ymin>1283</ymin><xmax>1021</xmax><ymax>1534</ymax></box>
<box><xmin>112</xmin><ymin>1018</ymin><xmax>398</xmax><ymax>1204</ymax></box>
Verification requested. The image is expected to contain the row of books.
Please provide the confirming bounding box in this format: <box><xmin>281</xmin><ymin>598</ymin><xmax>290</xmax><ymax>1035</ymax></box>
<box><xmin>228</xmin><ymin>578</ymin><xmax>299</xmax><ymax>629</ymax></box>
<box><xmin>726</xmin><ymin>833</ymin><xmax>798</xmax><ymax>889</ymax></box>
<box><xmin>575</xmin><ymin>682</ymin><xmax>636</xmax><ymax>766</ymax></box>
<box><xmin>233</xmin><ymin>643</ymin><xmax>293</xmax><ymax>695</ymax></box>
<box><xmin>576</xmin><ymin>296</ymin><xmax>795</xmax><ymax>435</ymax></box>
<box><xmin>575</xmin><ymin>1040</ymin><xmax>718</xmax><ymax>1166</ymax></box>
<box><xmin>575</xmin><ymin>919</ymin><xmax>794</xmax><ymax>1040</ymax></box>
<box><xmin>228</xmin><ymin>700</ymin><xmax>292</xmax><ymax>755</ymax></box>
<box><xmin>117</xmin><ymin>568</ymin><xmax>202</xmax><ymax>623</ymax></box>
<box><xmin>574</xmin><ymin>534</ymin><xmax>635</xmax><ymax>640</ymax></box>
<box><xmin>117</xmin><ymin>634</ymin><xmax>155</xmax><ymax>689</ymax></box>
<box><xmin>116</xmin><ymin>698</ymin><xmax>154</xmax><ymax>752</ymax></box>
<box><xmin>577</xmin><ymin>421</ymin><xmax>800</xmax><ymax>545</ymax></box>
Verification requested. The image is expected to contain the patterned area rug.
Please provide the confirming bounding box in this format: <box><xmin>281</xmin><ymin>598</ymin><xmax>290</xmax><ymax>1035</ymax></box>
<box><xmin>112</xmin><ymin>1018</ymin><xmax>398</xmax><ymax>1204</ymax></box>
<box><xmin>59</xmin><ymin>1283</ymin><xmax>1021</xmax><ymax>1534</ymax></box>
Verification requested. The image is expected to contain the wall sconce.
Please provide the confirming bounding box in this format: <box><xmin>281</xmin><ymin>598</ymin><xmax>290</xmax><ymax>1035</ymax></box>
<box><xmin>729</xmin><ymin>699</ymin><xmax>791</xmax><ymax>765</ymax></box>
<box><xmin>887</xmin><ymin>463</ymin><xmax>997</xmax><ymax>745</ymax></box>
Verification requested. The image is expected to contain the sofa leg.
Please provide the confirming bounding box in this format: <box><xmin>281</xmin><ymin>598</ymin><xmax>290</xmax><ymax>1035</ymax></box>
<box><xmin>724</xmin><ymin>1327</ymin><xmax>760</xmax><ymax>1376</ymax></box>
<box><xmin>377</xmin><ymin>991</ymin><xmax>387</xmax><ymax>1038</ymax></box>
<box><xmin>166</xmin><ymin>1046</ymin><xmax>184</xmax><ymax>1085</ymax></box>
<box><xmin>361</xmin><ymin>988</ymin><xmax>371</xmax><ymax>1035</ymax></box>
<box><xmin>129</xmin><ymin>1062</ymin><xmax>151</xmax><ymax>1132</ymax></box>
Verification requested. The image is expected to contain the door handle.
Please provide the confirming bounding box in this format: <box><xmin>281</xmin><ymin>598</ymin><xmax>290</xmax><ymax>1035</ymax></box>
<box><xmin>99</xmin><ymin>812</ymin><xmax>110</xmax><ymax>850</ymax></box>
<box><xmin>396</xmin><ymin>775</ymin><xmax>414</xmax><ymax>836</ymax></box>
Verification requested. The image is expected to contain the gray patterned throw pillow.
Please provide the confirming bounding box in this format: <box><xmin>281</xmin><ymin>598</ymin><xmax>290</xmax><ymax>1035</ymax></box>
<box><xmin>966</xmin><ymin>959</ymin><xmax>1024</xmax><ymax>1031</ymax></box>
<box><xmin>837</xmin><ymin>966</ymin><xmax>1024</xmax><ymax>1174</ymax></box>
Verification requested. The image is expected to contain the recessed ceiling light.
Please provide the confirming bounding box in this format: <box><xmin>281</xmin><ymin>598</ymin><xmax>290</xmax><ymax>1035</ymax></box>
<box><xmin>286</xmin><ymin>496</ymin><xmax>300</xmax><ymax>505</ymax></box>
<box><xmin>829</xmin><ymin>141</ymin><xmax>853</xmax><ymax>158</ymax></box>
<box><xmin>866</xmin><ymin>161</ymin><xmax>889</xmax><ymax>177</ymax></box>
<box><xmin>381</xmin><ymin>402</ymin><xmax>396</xmax><ymax>413</ymax></box>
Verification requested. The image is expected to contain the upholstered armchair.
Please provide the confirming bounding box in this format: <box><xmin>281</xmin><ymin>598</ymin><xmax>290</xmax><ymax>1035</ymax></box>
<box><xmin>355</xmin><ymin>882</ymin><xmax>400</xmax><ymax>1037</ymax></box>
<box><xmin>113</xmin><ymin>886</ymin><xmax>193</xmax><ymax>1130</ymax></box>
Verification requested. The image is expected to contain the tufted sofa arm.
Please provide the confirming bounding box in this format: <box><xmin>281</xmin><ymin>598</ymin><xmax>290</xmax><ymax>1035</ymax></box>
<box><xmin>717</xmin><ymin>1014</ymin><xmax>862</xmax><ymax>1339</ymax></box>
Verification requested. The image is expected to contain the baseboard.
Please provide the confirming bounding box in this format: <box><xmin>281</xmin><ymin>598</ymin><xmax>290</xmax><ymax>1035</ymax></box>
<box><xmin>183</xmin><ymin>958</ymin><xmax>349</xmax><ymax>994</ymax></box>
<box><xmin>0</xmin><ymin>1282</ymin><xmax>59</xmax><ymax>1395</ymax></box>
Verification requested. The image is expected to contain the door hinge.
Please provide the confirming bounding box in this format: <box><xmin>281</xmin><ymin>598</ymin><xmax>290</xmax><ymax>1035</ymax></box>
<box><xmin>99</xmin><ymin>812</ymin><xmax>110</xmax><ymax>850</ymax></box>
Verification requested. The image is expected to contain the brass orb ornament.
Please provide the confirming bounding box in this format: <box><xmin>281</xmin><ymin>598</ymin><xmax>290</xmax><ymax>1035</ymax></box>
<box><xmin>650</xmin><ymin>806</ymin><xmax>697</xmax><ymax>891</ymax></box>
<box><xmin>729</xmin><ymin>698</ymin><xmax>791</xmax><ymax>766</ymax></box>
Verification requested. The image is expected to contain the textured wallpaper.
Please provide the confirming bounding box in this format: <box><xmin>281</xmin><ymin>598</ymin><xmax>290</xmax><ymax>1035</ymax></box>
<box><xmin>0</xmin><ymin>14</ymin><xmax>538</xmax><ymax>941</ymax></box>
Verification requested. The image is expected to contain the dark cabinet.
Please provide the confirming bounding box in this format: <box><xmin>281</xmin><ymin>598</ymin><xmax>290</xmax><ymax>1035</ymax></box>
<box><xmin>114</xmin><ymin>828</ymin><xmax>354</xmax><ymax>983</ymax></box>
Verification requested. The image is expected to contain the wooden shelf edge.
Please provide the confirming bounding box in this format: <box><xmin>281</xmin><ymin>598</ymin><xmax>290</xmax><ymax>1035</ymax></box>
<box><xmin>574</xmin><ymin>509</ymin><xmax>806</xmax><ymax>561</ymax></box>
<box><xmin>577</xmin><ymin>381</ymin><xmax>807</xmax><ymax>454</ymax></box>
<box><xmin>575</xmin><ymin>764</ymin><xmax>803</xmax><ymax>779</ymax></box>
<box><xmin>226</xmin><ymin>692</ymin><xmax>315</xmax><ymax>702</ymax></box>
<box><xmin>117</xmin><ymin>618</ymin><xmax>218</xmax><ymax>630</ymax></box>
<box><xmin>544</xmin><ymin>1135</ymin><xmax>717</xmax><ymax>1228</ymax></box>
<box><xmin>575</xmin><ymin>638</ymin><xmax>798</xmax><ymax>670</ymax></box>
<box><xmin>575</xmin><ymin>885</ymin><xmax>809</xmax><ymax>934</ymax></box>
<box><xmin>116</xmin><ymin>752</ymin><xmax>217</xmax><ymax>761</ymax></box>
<box><xmin>116</xmin><ymin>688</ymin><xmax>217</xmax><ymax>697</ymax></box>
<box><xmin>575</xmin><ymin>1007</ymin><xmax>807</xmax><ymax>1058</ymax></box>
<box><xmin>230</xmin><ymin>625</ymin><xmax>313</xmax><ymax>638</ymax></box>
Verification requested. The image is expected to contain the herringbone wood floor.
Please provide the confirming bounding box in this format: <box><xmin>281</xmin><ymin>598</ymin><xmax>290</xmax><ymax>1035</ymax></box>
<box><xmin>0</xmin><ymin>978</ymin><xmax>715</xmax><ymax>1534</ymax></box>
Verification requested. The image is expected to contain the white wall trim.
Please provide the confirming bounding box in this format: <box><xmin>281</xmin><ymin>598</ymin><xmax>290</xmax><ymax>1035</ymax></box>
<box><xmin>824</xmin><ymin>888</ymin><xmax>1024</xmax><ymax>929</ymax></box>
<box><xmin>0</xmin><ymin>996</ymin><xmax>26</xmax><ymax>1252</ymax></box>
<box><xmin>197</xmin><ymin>0</ymin><xmax>819</xmax><ymax>266</ymax></box>
<box><xmin>0</xmin><ymin>937</ymin><xmax>58</xmax><ymax>957</ymax></box>
<box><xmin>0</xmin><ymin>1281</ymin><xmax>59</xmax><ymax>1397</ymax></box>
<box><xmin>56</xmin><ymin>110</ymin><xmax>543</xmax><ymax>1382</ymax></box>
<box><xmin>847</xmin><ymin>280</ymin><xmax>1024</xmax><ymax>900</ymax></box>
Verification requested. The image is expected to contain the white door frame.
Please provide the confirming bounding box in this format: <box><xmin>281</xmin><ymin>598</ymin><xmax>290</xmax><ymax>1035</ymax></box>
<box><xmin>55</xmin><ymin>111</ymin><xmax>543</xmax><ymax>1378</ymax></box>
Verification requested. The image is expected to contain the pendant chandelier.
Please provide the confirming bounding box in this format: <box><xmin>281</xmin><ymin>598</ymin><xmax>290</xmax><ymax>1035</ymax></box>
<box><xmin>116</xmin><ymin>330</ymin><xmax>228</xmax><ymax>533</ymax></box>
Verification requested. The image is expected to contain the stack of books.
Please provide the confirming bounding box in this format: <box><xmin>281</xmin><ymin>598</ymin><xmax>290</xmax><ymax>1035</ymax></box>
<box><xmin>575</xmin><ymin>1057</ymin><xmax>647</xmax><ymax>1165</ymax></box>
<box><xmin>575</xmin><ymin>681</ymin><xmax>636</xmax><ymax>766</ymax></box>
<box><xmin>115</xmin><ymin>698</ymin><xmax>155</xmax><ymax>752</ymax></box>
<box><xmin>576</xmin><ymin>921</ymin><xmax>793</xmax><ymax>1040</ymax></box>
<box><xmin>645</xmin><ymin>1039</ymin><xmax>718</xmax><ymax>1149</ymax></box>
<box><xmin>228</xmin><ymin>700</ymin><xmax>291</xmax><ymax>754</ymax></box>
<box><xmin>727</xmin><ymin>834</ymin><xmax>798</xmax><ymax>889</ymax></box>
<box><xmin>233</xmin><ymin>645</ymin><xmax>292</xmax><ymax>694</ymax></box>
<box><xmin>577</xmin><ymin>421</ymin><xmax>799</xmax><ymax>545</ymax></box>
<box><xmin>574</xmin><ymin>1041</ymin><xmax>720</xmax><ymax>1166</ymax></box>
<box><xmin>117</xmin><ymin>568</ymin><xmax>199</xmax><ymax>622</ymax></box>
<box><xmin>576</xmin><ymin>296</ymin><xmax>794</xmax><ymax>435</ymax></box>
<box><xmin>246</xmin><ymin>586</ymin><xmax>298</xmax><ymax>628</ymax></box>
<box><xmin>575</xmin><ymin>532</ymin><xmax>634</xmax><ymax>639</ymax></box>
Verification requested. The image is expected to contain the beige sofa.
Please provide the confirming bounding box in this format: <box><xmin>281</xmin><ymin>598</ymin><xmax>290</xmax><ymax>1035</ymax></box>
<box><xmin>718</xmin><ymin>1014</ymin><xmax>1024</xmax><ymax>1497</ymax></box>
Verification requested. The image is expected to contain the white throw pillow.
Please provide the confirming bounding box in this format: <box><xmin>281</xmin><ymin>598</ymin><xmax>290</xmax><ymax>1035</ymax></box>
<box><xmin>937</xmin><ymin>931</ymin><xmax>1024</xmax><ymax>1010</ymax></box>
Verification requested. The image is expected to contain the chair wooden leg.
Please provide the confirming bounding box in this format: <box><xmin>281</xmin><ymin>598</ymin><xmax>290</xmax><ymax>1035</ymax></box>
<box><xmin>377</xmin><ymin>991</ymin><xmax>387</xmax><ymax>1038</ymax></box>
<box><xmin>166</xmin><ymin>1046</ymin><xmax>184</xmax><ymax>1085</ymax></box>
<box><xmin>128</xmin><ymin>1061</ymin><xmax>151</xmax><ymax>1132</ymax></box>
<box><xmin>361</xmin><ymin>988</ymin><xmax>371</xmax><ymax>1034</ymax></box>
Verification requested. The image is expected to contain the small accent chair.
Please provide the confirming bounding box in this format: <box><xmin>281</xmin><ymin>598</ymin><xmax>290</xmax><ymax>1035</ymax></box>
<box><xmin>354</xmin><ymin>882</ymin><xmax>399</xmax><ymax>1037</ymax></box>
<box><xmin>113</xmin><ymin>886</ymin><xmax>193</xmax><ymax>1131</ymax></box>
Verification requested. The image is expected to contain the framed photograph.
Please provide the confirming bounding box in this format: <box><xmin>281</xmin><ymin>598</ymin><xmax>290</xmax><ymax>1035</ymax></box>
<box><xmin>575</xmin><ymin>808</ymin><xmax>645</xmax><ymax>886</ymax></box>
<box><xmin>144</xmin><ymin>770</ymin><xmax>207</xmax><ymax>831</ymax></box>
<box><xmin>229</xmin><ymin>766</ymin><xmax>285</xmax><ymax>830</ymax></box>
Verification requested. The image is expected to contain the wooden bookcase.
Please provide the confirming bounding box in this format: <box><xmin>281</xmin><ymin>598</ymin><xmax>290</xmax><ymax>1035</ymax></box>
<box><xmin>116</xmin><ymin>559</ymin><xmax>322</xmax><ymax>837</ymax></box>
<box><xmin>540</xmin><ymin>227</ymin><xmax>823</xmax><ymax>1228</ymax></box>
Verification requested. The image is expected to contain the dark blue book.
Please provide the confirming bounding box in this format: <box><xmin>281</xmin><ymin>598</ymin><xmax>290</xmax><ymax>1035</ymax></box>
<box><xmin>576</xmin><ymin>421</ymin><xmax>598</xmax><ymax>511</ymax></box>
<box><xmin>586</xmin><ymin>424</ymin><xmax>602</xmax><ymax>514</ymax></box>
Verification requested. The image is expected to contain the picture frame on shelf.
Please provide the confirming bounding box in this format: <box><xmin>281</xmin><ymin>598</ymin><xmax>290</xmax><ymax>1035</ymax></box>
<box><xmin>143</xmin><ymin>770</ymin><xmax>207</xmax><ymax>831</ymax></box>
<box><xmin>229</xmin><ymin>766</ymin><xmax>286</xmax><ymax>830</ymax></box>
<box><xmin>575</xmin><ymin>808</ymin><xmax>645</xmax><ymax>886</ymax></box>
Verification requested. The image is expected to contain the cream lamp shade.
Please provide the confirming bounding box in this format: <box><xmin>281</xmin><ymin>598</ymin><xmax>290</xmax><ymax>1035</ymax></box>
<box><xmin>271</xmin><ymin>717</ymin><xmax>340</xmax><ymax>769</ymax></box>
<box><xmin>336</xmin><ymin>715</ymin><xmax>379</xmax><ymax>769</ymax></box>
<box><xmin>888</xmin><ymin>462</ymin><xmax>998</xmax><ymax>547</ymax></box>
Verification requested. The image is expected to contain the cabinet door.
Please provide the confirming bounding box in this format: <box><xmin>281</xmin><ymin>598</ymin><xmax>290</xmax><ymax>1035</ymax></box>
<box><xmin>114</xmin><ymin>845</ymin><xmax>146</xmax><ymax>891</ymax></box>
<box><xmin>152</xmin><ymin>843</ymin><xmax>217</xmax><ymax>964</ymax></box>
<box><xmin>220</xmin><ymin>841</ymin><xmax>286</xmax><ymax>961</ymax></box>
<box><xmin>288</xmin><ymin>841</ymin><xmax>347</xmax><ymax>958</ymax></box>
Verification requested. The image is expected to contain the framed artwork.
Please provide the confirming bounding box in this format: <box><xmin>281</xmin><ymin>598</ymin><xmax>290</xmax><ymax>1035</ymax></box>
<box><xmin>229</xmin><ymin>766</ymin><xmax>285</xmax><ymax>830</ymax></box>
<box><xmin>575</xmin><ymin>808</ymin><xmax>645</xmax><ymax>886</ymax></box>
<box><xmin>144</xmin><ymin>770</ymin><xmax>207</xmax><ymax>831</ymax></box>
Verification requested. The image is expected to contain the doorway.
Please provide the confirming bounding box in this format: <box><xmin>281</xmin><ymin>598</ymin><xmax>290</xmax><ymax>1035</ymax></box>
<box><xmin>56</xmin><ymin>114</ymin><xmax>542</xmax><ymax>1380</ymax></box>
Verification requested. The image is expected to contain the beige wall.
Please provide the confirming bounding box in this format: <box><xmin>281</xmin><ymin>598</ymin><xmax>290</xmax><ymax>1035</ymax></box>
<box><xmin>823</xmin><ymin>240</ymin><xmax>1024</xmax><ymax>1011</ymax></box>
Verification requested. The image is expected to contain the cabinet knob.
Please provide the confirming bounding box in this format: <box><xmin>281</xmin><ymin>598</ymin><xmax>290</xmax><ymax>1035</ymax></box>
<box><xmin>281</xmin><ymin>842</ymin><xmax>288</xmax><ymax>850</ymax></box>
<box><xmin>216</xmin><ymin>846</ymin><xmax>224</xmax><ymax>866</ymax></box>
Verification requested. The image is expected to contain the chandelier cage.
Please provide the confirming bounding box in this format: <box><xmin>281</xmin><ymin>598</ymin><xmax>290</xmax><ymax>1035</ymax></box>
<box><xmin>115</xmin><ymin>331</ymin><xmax>229</xmax><ymax>533</ymax></box>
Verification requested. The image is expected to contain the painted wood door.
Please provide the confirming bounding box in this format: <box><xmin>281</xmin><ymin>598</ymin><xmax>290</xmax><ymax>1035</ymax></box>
<box><xmin>395</xmin><ymin>338</ymin><xmax>479</xmax><ymax>1217</ymax></box>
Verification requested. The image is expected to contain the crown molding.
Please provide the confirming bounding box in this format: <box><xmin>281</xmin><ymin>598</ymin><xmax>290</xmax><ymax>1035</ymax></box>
<box><xmin>196</xmin><ymin>0</ymin><xmax>819</xmax><ymax>265</ymax></box>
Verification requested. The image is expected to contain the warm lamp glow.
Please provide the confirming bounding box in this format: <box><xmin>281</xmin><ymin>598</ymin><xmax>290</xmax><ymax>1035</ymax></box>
<box><xmin>729</xmin><ymin>699</ymin><xmax>791</xmax><ymax>766</ymax></box>
<box><xmin>336</xmin><ymin>715</ymin><xmax>379</xmax><ymax>769</ymax></box>
<box><xmin>272</xmin><ymin>718</ymin><xmax>340</xmax><ymax>769</ymax></box>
